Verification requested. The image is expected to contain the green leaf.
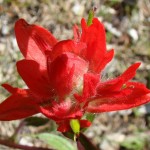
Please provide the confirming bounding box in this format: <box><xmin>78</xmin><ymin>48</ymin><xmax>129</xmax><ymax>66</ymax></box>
<box><xmin>86</xmin><ymin>113</ymin><xmax>95</xmax><ymax>122</ymax></box>
<box><xmin>120</xmin><ymin>136</ymin><xmax>145</xmax><ymax>150</ymax></box>
<box><xmin>37</xmin><ymin>133</ymin><xmax>77</xmax><ymax>150</ymax></box>
<box><xmin>24</xmin><ymin>116</ymin><xmax>49</xmax><ymax>127</ymax></box>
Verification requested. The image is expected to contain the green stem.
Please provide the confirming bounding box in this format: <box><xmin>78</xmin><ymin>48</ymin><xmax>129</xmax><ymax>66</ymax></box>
<box><xmin>87</xmin><ymin>7</ymin><xmax>97</xmax><ymax>26</ymax></box>
<box><xmin>87</xmin><ymin>10</ymin><xmax>94</xmax><ymax>26</ymax></box>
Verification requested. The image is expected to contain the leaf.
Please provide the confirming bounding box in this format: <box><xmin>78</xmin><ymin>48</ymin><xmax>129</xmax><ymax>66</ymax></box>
<box><xmin>37</xmin><ymin>133</ymin><xmax>77</xmax><ymax>150</ymax></box>
<box><xmin>86</xmin><ymin>113</ymin><xmax>95</xmax><ymax>122</ymax></box>
<box><xmin>24</xmin><ymin>116</ymin><xmax>49</xmax><ymax>127</ymax></box>
<box><xmin>120</xmin><ymin>136</ymin><xmax>145</xmax><ymax>150</ymax></box>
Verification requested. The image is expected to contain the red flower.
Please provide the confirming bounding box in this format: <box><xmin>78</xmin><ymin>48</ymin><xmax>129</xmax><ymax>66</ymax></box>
<box><xmin>0</xmin><ymin>18</ymin><xmax>150</xmax><ymax>133</ymax></box>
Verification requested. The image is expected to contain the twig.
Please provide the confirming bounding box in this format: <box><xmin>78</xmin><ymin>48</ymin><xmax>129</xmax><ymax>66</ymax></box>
<box><xmin>77</xmin><ymin>133</ymin><xmax>100</xmax><ymax>150</ymax></box>
<box><xmin>0</xmin><ymin>139</ymin><xmax>54</xmax><ymax>150</ymax></box>
<box><xmin>12</xmin><ymin>120</ymin><xmax>26</xmax><ymax>138</ymax></box>
<box><xmin>77</xmin><ymin>139</ymin><xmax>85</xmax><ymax>150</ymax></box>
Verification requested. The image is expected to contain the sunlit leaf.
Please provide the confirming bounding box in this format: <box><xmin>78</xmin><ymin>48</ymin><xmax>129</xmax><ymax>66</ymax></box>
<box><xmin>37</xmin><ymin>133</ymin><xmax>77</xmax><ymax>150</ymax></box>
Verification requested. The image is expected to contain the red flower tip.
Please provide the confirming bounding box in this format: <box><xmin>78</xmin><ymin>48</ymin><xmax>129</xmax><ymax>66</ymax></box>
<box><xmin>80</xmin><ymin>120</ymin><xmax>91</xmax><ymax>128</ymax></box>
<box><xmin>15</xmin><ymin>18</ymin><xmax>29</xmax><ymax>29</ymax></box>
<box><xmin>57</xmin><ymin>122</ymin><xmax>71</xmax><ymax>133</ymax></box>
<box><xmin>2</xmin><ymin>84</ymin><xmax>17</xmax><ymax>94</ymax></box>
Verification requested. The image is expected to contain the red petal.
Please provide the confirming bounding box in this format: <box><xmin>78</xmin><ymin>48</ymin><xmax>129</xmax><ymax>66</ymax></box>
<box><xmin>120</xmin><ymin>63</ymin><xmax>141</xmax><ymax>82</ymax></box>
<box><xmin>74</xmin><ymin>73</ymin><xmax>99</xmax><ymax>103</ymax></box>
<box><xmin>0</xmin><ymin>85</ymin><xmax>38</xmax><ymax>120</ymax></box>
<box><xmin>50</xmin><ymin>40</ymin><xmax>86</xmax><ymax>61</ymax></box>
<box><xmin>48</xmin><ymin>52</ymin><xmax>88</xmax><ymax>98</ymax></box>
<box><xmin>57</xmin><ymin>121</ymin><xmax>71</xmax><ymax>132</ymax></box>
<box><xmin>80</xmin><ymin>120</ymin><xmax>91</xmax><ymax>128</ymax></box>
<box><xmin>87</xmin><ymin>82</ymin><xmax>150</xmax><ymax>113</ymax></box>
<box><xmin>39</xmin><ymin>100</ymin><xmax>82</xmax><ymax>122</ymax></box>
<box><xmin>17</xmin><ymin>59</ymin><xmax>51</xmax><ymax>98</ymax></box>
<box><xmin>81</xmin><ymin>18</ymin><xmax>108</xmax><ymax>73</ymax></box>
<box><xmin>73</xmin><ymin>25</ymin><xmax>81</xmax><ymax>42</ymax></box>
<box><xmin>125</xmin><ymin>82</ymin><xmax>150</xmax><ymax>96</ymax></box>
<box><xmin>2</xmin><ymin>84</ymin><xmax>18</xmax><ymax>93</ymax></box>
<box><xmin>96</xmin><ymin>49</ymin><xmax>114</xmax><ymax>73</ymax></box>
<box><xmin>15</xmin><ymin>19</ymin><xmax>57</xmax><ymax>66</ymax></box>
<box><xmin>97</xmin><ymin>63</ymin><xmax>141</xmax><ymax>95</ymax></box>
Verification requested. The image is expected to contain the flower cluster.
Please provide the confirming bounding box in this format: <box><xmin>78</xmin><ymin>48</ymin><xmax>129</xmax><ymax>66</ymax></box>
<box><xmin>0</xmin><ymin>17</ymin><xmax>150</xmax><ymax>133</ymax></box>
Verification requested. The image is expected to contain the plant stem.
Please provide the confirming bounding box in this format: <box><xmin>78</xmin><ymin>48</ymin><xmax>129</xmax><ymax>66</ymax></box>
<box><xmin>77</xmin><ymin>139</ymin><xmax>85</xmax><ymax>150</ymax></box>
<box><xmin>77</xmin><ymin>133</ymin><xmax>100</xmax><ymax>150</ymax></box>
<box><xmin>0</xmin><ymin>139</ymin><xmax>54</xmax><ymax>150</ymax></box>
<box><xmin>12</xmin><ymin>120</ymin><xmax>26</xmax><ymax>139</ymax></box>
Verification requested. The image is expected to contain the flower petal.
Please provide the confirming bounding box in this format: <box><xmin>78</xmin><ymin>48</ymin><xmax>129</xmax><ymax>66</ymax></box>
<box><xmin>48</xmin><ymin>52</ymin><xmax>88</xmax><ymax>98</ymax></box>
<box><xmin>81</xmin><ymin>18</ymin><xmax>110</xmax><ymax>73</ymax></box>
<box><xmin>17</xmin><ymin>59</ymin><xmax>51</xmax><ymax>98</ymax></box>
<box><xmin>2</xmin><ymin>84</ymin><xmax>18</xmax><ymax>94</ymax></box>
<box><xmin>0</xmin><ymin>84</ymin><xmax>38</xmax><ymax>120</ymax></box>
<box><xmin>97</xmin><ymin>63</ymin><xmax>141</xmax><ymax>95</ymax></box>
<box><xmin>74</xmin><ymin>73</ymin><xmax>99</xmax><ymax>103</ymax></box>
<box><xmin>39</xmin><ymin>100</ymin><xmax>82</xmax><ymax>122</ymax></box>
<box><xmin>57</xmin><ymin>121</ymin><xmax>71</xmax><ymax>132</ymax></box>
<box><xmin>73</xmin><ymin>25</ymin><xmax>81</xmax><ymax>42</ymax></box>
<box><xmin>96</xmin><ymin>49</ymin><xmax>114</xmax><ymax>73</ymax></box>
<box><xmin>50</xmin><ymin>40</ymin><xmax>86</xmax><ymax>61</ymax></box>
<box><xmin>119</xmin><ymin>63</ymin><xmax>141</xmax><ymax>82</ymax></box>
<box><xmin>15</xmin><ymin>19</ymin><xmax>57</xmax><ymax>66</ymax></box>
<box><xmin>80</xmin><ymin>120</ymin><xmax>91</xmax><ymax>128</ymax></box>
<box><xmin>87</xmin><ymin>82</ymin><xmax>150</xmax><ymax>113</ymax></box>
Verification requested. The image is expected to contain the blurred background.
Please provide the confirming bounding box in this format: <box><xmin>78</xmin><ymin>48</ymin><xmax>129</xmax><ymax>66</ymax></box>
<box><xmin>0</xmin><ymin>0</ymin><xmax>150</xmax><ymax>150</ymax></box>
